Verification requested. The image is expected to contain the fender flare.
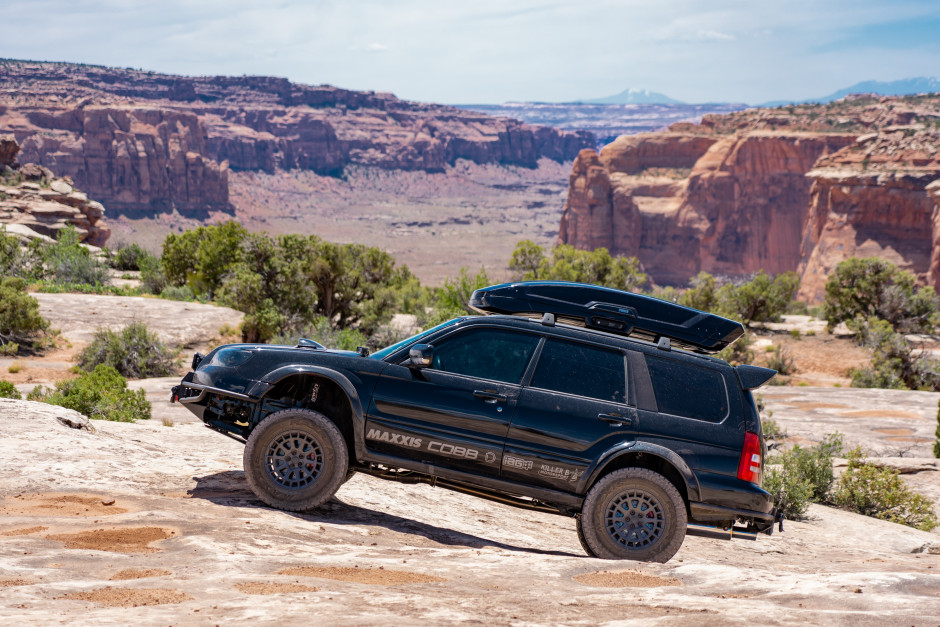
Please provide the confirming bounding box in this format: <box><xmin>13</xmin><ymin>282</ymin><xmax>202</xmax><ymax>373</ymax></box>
<box><xmin>250</xmin><ymin>365</ymin><xmax>367</xmax><ymax>460</ymax></box>
<box><xmin>577</xmin><ymin>441</ymin><xmax>701</xmax><ymax>503</ymax></box>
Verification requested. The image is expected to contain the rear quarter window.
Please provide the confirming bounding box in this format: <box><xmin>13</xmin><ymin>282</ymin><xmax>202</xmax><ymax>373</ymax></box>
<box><xmin>644</xmin><ymin>354</ymin><xmax>728</xmax><ymax>422</ymax></box>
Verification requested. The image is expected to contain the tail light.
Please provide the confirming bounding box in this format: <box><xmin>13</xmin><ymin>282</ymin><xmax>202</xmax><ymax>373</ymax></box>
<box><xmin>737</xmin><ymin>431</ymin><xmax>762</xmax><ymax>485</ymax></box>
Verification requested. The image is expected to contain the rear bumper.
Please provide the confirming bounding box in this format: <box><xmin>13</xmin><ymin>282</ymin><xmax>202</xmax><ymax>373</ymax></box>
<box><xmin>690</xmin><ymin>502</ymin><xmax>783</xmax><ymax>535</ymax></box>
<box><xmin>690</xmin><ymin>501</ymin><xmax>775</xmax><ymax>522</ymax></box>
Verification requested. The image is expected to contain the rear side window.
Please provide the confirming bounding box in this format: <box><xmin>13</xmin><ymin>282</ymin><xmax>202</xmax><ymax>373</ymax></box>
<box><xmin>645</xmin><ymin>355</ymin><xmax>728</xmax><ymax>422</ymax></box>
<box><xmin>431</xmin><ymin>327</ymin><xmax>540</xmax><ymax>384</ymax></box>
<box><xmin>530</xmin><ymin>339</ymin><xmax>626</xmax><ymax>404</ymax></box>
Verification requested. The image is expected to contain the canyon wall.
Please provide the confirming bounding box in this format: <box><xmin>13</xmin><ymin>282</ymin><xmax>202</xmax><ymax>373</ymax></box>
<box><xmin>0</xmin><ymin>61</ymin><xmax>594</xmax><ymax>218</ymax></box>
<box><xmin>559</xmin><ymin>96</ymin><xmax>940</xmax><ymax>298</ymax></box>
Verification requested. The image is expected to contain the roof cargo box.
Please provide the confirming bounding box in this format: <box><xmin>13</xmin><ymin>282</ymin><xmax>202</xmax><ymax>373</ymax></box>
<box><xmin>469</xmin><ymin>281</ymin><xmax>744</xmax><ymax>354</ymax></box>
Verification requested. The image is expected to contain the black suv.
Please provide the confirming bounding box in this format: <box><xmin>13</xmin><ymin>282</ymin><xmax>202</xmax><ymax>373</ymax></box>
<box><xmin>172</xmin><ymin>281</ymin><xmax>779</xmax><ymax>563</ymax></box>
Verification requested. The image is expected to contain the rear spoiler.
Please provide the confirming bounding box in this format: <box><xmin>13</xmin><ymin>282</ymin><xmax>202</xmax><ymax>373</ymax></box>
<box><xmin>736</xmin><ymin>365</ymin><xmax>777</xmax><ymax>390</ymax></box>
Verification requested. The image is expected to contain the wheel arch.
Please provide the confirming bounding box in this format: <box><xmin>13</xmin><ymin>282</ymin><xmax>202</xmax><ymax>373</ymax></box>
<box><xmin>254</xmin><ymin>366</ymin><xmax>367</xmax><ymax>462</ymax></box>
<box><xmin>579</xmin><ymin>443</ymin><xmax>701</xmax><ymax>508</ymax></box>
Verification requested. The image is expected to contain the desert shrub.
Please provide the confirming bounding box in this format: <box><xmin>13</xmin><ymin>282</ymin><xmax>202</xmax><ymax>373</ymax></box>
<box><xmin>761</xmin><ymin>418</ymin><xmax>787</xmax><ymax>451</ymax></box>
<box><xmin>717</xmin><ymin>271</ymin><xmax>800</xmax><ymax>326</ymax></box>
<box><xmin>162</xmin><ymin>221</ymin><xmax>248</xmax><ymax>296</ymax></box>
<box><xmin>935</xmin><ymin>399</ymin><xmax>940</xmax><ymax>459</ymax></box>
<box><xmin>108</xmin><ymin>242</ymin><xmax>148</xmax><ymax>271</ymax></box>
<box><xmin>509</xmin><ymin>240</ymin><xmax>647</xmax><ymax>291</ymax></box>
<box><xmin>824</xmin><ymin>257</ymin><xmax>939</xmax><ymax>333</ymax></box>
<box><xmin>38</xmin><ymin>225</ymin><xmax>110</xmax><ymax>286</ymax></box>
<box><xmin>832</xmin><ymin>448</ymin><xmax>937</xmax><ymax>531</ymax></box>
<box><xmin>271</xmin><ymin>316</ymin><xmax>368</xmax><ymax>352</ymax></box>
<box><xmin>648</xmin><ymin>285</ymin><xmax>681</xmax><ymax>304</ymax></box>
<box><xmin>0</xmin><ymin>276</ymin><xmax>49</xmax><ymax>354</ymax></box>
<box><xmin>678</xmin><ymin>272</ymin><xmax>720</xmax><ymax>313</ymax></box>
<box><xmin>137</xmin><ymin>252</ymin><xmax>167</xmax><ymax>294</ymax></box>
<box><xmin>78</xmin><ymin>322</ymin><xmax>178</xmax><ymax>378</ymax></box>
<box><xmin>763</xmin><ymin>433</ymin><xmax>842</xmax><ymax>519</ymax></box>
<box><xmin>30</xmin><ymin>364</ymin><xmax>151</xmax><ymax>422</ymax></box>
<box><xmin>765</xmin><ymin>345</ymin><xmax>797</xmax><ymax>375</ymax></box>
<box><xmin>848</xmin><ymin>317</ymin><xmax>940</xmax><ymax>391</ymax></box>
<box><xmin>763</xmin><ymin>464</ymin><xmax>813</xmax><ymax>520</ymax></box>
<box><xmin>670</xmin><ymin>270</ymin><xmax>798</xmax><ymax>326</ymax></box>
<box><xmin>437</xmin><ymin>267</ymin><xmax>491</xmax><ymax>315</ymax></box>
<box><xmin>160</xmin><ymin>284</ymin><xmax>200</xmax><ymax>302</ymax></box>
<box><xmin>164</xmin><ymin>225</ymin><xmax>410</xmax><ymax>342</ymax></box>
<box><xmin>0</xmin><ymin>380</ymin><xmax>21</xmax><ymax>399</ymax></box>
<box><xmin>786</xmin><ymin>300</ymin><xmax>810</xmax><ymax>315</ymax></box>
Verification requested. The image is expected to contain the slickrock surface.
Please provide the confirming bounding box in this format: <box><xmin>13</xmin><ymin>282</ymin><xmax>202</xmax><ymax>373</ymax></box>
<box><xmin>1</xmin><ymin>387</ymin><xmax>938</xmax><ymax>625</ymax></box>
<box><xmin>559</xmin><ymin>94</ymin><xmax>940</xmax><ymax>298</ymax></box>
<box><xmin>31</xmin><ymin>292</ymin><xmax>244</xmax><ymax>348</ymax></box>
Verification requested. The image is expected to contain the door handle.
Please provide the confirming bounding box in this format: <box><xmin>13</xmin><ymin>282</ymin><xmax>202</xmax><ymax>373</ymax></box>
<box><xmin>474</xmin><ymin>390</ymin><xmax>507</xmax><ymax>404</ymax></box>
<box><xmin>598</xmin><ymin>413</ymin><xmax>631</xmax><ymax>427</ymax></box>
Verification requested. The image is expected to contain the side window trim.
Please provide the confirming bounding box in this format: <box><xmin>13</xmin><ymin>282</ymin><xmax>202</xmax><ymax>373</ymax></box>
<box><xmin>627</xmin><ymin>350</ymin><xmax>657</xmax><ymax>412</ymax></box>
<box><xmin>519</xmin><ymin>336</ymin><xmax>546</xmax><ymax>387</ymax></box>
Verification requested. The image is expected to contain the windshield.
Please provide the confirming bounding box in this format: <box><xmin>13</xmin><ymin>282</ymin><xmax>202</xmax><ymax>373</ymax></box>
<box><xmin>369</xmin><ymin>318</ymin><xmax>463</xmax><ymax>361</ymax></box>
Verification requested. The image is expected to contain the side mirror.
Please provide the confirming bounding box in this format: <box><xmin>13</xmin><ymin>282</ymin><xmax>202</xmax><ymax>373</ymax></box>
<box><xmin>409</xmin><ymin>344</ymin><xmax>433</xmax><ymax>368</ymax></box>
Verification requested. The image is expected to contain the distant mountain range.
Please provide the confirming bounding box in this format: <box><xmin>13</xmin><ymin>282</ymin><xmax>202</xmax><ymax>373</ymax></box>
<box><xmin>761</xmin><ymin>77</ymin><xmax>940</xmax><ymax>107</ymax></box>
<box><xmin>574</xmin><ymin>88</ymin><xmax>684</xmax><ymax>105</ymax></box>
<box><xmin>561</xmin><ymin>77</ymin><xmax>940</xmax><ymax>108</ymax></box>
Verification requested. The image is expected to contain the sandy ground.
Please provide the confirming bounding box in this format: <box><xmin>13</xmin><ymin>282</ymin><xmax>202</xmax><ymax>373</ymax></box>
<box><xmin>1</xmin><ymin>385</ymin><xmax>939</xmax><ymax>625</ymax></box>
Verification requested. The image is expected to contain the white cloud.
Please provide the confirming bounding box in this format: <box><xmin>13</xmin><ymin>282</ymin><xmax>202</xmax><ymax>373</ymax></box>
<box><xmin>696</xmin><ymin>29</ymin><xmax>735</xmax><ymax>41</ymax></box>
<box><xmin>0</xmin><ymin>0</ymin><xmax>938</xmax><ymax>104</ymax></box>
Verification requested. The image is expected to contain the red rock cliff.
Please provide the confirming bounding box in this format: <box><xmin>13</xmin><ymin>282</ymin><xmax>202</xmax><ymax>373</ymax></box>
<box><xmin>798</xmin><ymin>128</ymin><xmax>940</xmax><ymax>301</ymax></box>
<box><xmin>560</xmin><ymin>95</ymin><xmax>940</xmax><ymax>298</ymax></box>
<box><xmin>0</xmin><ymin>61</ymin><xmax>594</xmax><ymax>217</ymax></box>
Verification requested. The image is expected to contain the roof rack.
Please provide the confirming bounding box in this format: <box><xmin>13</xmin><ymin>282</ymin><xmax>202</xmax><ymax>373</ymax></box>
<box><xmin>469</xmin><ymin>281</ymin><xmax>744</xmax><ymax>354</ymax></box>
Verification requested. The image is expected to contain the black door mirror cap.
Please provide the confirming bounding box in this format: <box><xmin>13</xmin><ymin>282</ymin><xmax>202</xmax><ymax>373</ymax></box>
<box><xmin>409</xmin><ymin>343</ymin><xmax>434</xmax><ymax>368</ymax></box>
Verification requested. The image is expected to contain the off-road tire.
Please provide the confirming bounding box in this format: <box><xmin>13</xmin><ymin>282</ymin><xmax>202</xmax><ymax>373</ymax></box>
<box><xmin>243</xmin><ymin>409</ymin><xmax>348</xmax><ymax>512</ymax></box>
<box><xmin>575</xmin><ymin>515</ymin><xmax>598</xmax><ymax>557</ymax></box>
<box><xmin>579</xmin><ymin>468</ymin><xmax>687</xmax><ymax>563</ymax></box>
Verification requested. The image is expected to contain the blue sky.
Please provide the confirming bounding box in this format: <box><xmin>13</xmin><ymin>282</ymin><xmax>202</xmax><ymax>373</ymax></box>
<box><xmin>1</xmin><ymin>0</ymin><xmax>938</xmax><ymax>104</ymax></box>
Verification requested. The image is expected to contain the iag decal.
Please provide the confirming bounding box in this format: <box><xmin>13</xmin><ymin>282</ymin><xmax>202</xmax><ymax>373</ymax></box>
<box><xmin>503</xmin><ymin>455</ymin><xmax>534</xmax><ymax>471</ymax></box>
<box><xmin>366</xmin><ymin>428</ymin><xmax>422</xmax><ymax>448</ymax></box>
<box><xmin>428</xmin><ymin>441</ymin><xmax>479</xmax><ymax>460</ymax></box>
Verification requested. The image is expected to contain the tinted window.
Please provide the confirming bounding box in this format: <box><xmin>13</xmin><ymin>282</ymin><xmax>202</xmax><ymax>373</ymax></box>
<box><xmin>645</xmin><ymin>355</ymin><xmax>728</xmax><ymax>422</ymax></box>
<box><xmin>530</xmin><ymin>339</ymin><xmax>626</xmax><ymax>403</ymax></box>
<box><xmin>431</xmin><ymin>328</ymin><xmax>540</xmax><ymax>384</ymax></box>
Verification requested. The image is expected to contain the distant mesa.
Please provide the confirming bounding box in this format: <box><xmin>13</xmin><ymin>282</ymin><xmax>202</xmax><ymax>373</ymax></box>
<box><xmin>0</xmin><ymin>60</ymin><xmax>594</xmax><ymax>220</ymax></box>
<box><xmin>575</xmin><ymin>88</ymin><xmax>685</xmax><ymax>106</ymax></box>
<box><xmin>558</xmin><ymin>94</ymin><xmax>940</xmax><ymax>302</ymax></box>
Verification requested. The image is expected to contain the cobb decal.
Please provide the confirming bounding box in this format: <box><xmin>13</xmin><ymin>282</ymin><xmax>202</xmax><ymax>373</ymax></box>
<box><xmin>428</xmin><ymin>441</ymin><xmax>479</xmax><ymax>460</ymax></box>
